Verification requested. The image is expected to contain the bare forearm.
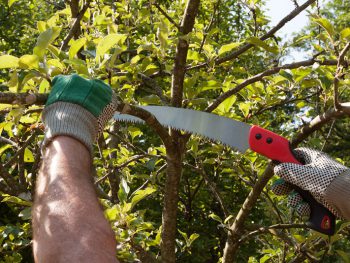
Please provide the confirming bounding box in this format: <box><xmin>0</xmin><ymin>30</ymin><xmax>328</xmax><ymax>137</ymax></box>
<box><xmin>33</xmin><ymin>136</ymin><xmax>118</xmax><ymax>263</ymax></box>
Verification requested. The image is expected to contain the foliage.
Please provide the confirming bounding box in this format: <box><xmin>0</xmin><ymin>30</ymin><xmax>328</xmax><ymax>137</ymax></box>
<box><xmin>0</xmin><ymin>0</ymin><xmax>350</xmax><ymax>262</ymax></box>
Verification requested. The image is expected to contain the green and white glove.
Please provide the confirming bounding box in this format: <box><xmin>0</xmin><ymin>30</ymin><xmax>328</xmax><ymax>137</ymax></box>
<box><xmin>271</xmin><ymin>147</ymin><xmax>350</xmax><ymax>220</ymax></box>
<box><xmin>42</xmin><ymin>74</ymin><xmax>117</xmax><ymax>153</ymax></box>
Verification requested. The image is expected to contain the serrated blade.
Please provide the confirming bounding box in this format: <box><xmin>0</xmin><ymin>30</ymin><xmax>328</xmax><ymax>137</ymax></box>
<box><xmin>114</xmin><ymin>106</ymin><xmax>252</xmax><ymax>153</ymax></box>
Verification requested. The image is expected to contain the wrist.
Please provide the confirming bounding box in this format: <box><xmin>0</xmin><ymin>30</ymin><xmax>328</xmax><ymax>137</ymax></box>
<box><xmin>42</xmin><ymin>102</ymin><xmax>98</xmax><ymax>153</ymax></box>
<box><xmin>325</xmin><ymin>170</ymin><xmax>350</xmax><ymax>220</ymax></box>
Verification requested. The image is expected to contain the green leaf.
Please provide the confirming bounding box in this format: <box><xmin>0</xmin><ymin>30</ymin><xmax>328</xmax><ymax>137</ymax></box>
<box><xmin>239</xmin><ymin>102</ymin><xmax>250</xmax><ymax>117</ymax></box>
<box><xmin>8</xmin><ymin>0</ymin><xmax>18</xmax><ymax>7</ymax></box>
<box><xmin>37</xmin><ymin>21</ymin><xmax>47</xmax><ymax>32</ymax></box>
<box><xmin>0</xmin><ymin>145</ymin><xmax>13</xmax><ymax>157</ymax></box>
<box><xmin>20</xmin><ymin>115</ymin><xmax>36</xmax><ymax>124</ymax></box>
<box><xmin>24</xmin><ymin>148</ymin><xmax>34</xmax><ymax>163</ymax></box>
<box><xmin>105</xmin><ymin>206</ymin><xmax>118</xmax><ymax>221</ymax></box>
<box><xmin>336</xmin><ymin>250</ymin><xmax>350</xmax><ymax>263</ymax></box>
<box><xmin>246</xmin><ymin>37</ymin><xmax>278</xmax><ymax>54</ymax></box>
<box><xmin>0</xmin><ymin>55</ymin><xmax>19</xmax><ymax>69</ymax></box>
<box><xmin>157</xmin><ymin>20</ymin><xmax>169</xmax><ymax>53</ymax></box>
<box><xmin>19</xmin><ymin>207</ymin><xmax>32</xmax><ymax>220</ymax></box>
<box><xmin>19</xmin><ymin>55</ymin><xmax>39</xmax><ymax>69</ymax></box>
<box><xmin>96</xmin><ymin>34</ymin><xmax>127</xmax><ymax>61</ymax></box>
<box><xmin>2</xmin><ymin>195</ymin><xmax>32</xmax><ymax>207</ymax></box>
<box><xmin>209</xmin><ymin>213</ymin><xmax>222</xmax><ymax>223</ymax></box>
<box><xmin>118</xmin><ymin>178</ymin><xmax>130</xmax><ymax>203</ymax></box>
<box><xmin>218</xmin><ymin>42</ymin><xmax>241</xmax><ymax>56</ymax></box>
<box><xmin>340</xmin><ymin>28</ymin><xmax>350</xmax><ymax>40</ymax></box>
<box><xmin>215</xmin><ymin>95</ymin><xmax>237</xmax><ymax>114</ymax></box>
<box><xmin>178</xmin><ymin>229</ymin><xmax>188</xmax><ymax>242</ymax></box>
<box><xmin>34</xmin><ymin>27</ymin><xmax>61</xmax><ymax>58</ymax></box>
<box><xmin>130</xmin><ymin>187</ymin><xmax>156</xmax><ymax>209</ymax></box>
<box><xmin>260</xmin><ymin>254</ymin><xmax>271</xmax><ymax>263</ymax></box>
<box><xmin>312</xmin><ymin>17</ymin><xmax>335</xmax><ymax>39</ymax></box>
<box><xmin>69</xmin><ymin>37</ymin><xmax>87</xmax><ymax>59</ymax></box>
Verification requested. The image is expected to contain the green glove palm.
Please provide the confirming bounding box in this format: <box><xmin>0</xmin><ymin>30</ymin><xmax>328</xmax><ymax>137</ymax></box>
<box><xmin>42</xmin><ymin>74</ymin><xmax>117</xmax><ymax>152</ymax></box>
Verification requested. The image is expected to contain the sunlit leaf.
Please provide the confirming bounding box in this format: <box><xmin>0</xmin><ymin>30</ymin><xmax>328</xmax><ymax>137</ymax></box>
<box><xmin>239</xmin><ymin>102</ymin><xmax>250</xmax><ymax>117</ymax></box>
<box><xmin>105</xmin><ymin>206</ymin><xmax>118</xmax><ymax>221</ymax></box>
<box><xmin>19</xmin><ymin>55</ymin><xmax>40</xmax><ymax>69</ymax></box>
<box><xmin>218</xmin><ymin>42</ymin><xmax>241</xmax><ymax>56</ymax></box>
<box><xmin>130</xmin><ymin>187</ymin><xmax>156</xmax><ymax>209</ymax></box>
<box><xmin>34</xmin><ymin>27</ymin><xmax>61</xmax><ymax>58</ymax></box>
<box><xmin>246</xmin><ymin>37</ymin><xmax>278</xmax><ymax>54</ymax></box>
<box><xmin>24</xmin><ymin>148</ymin><xmax>34</xmax><ymax>163</ymax></box>
<box><xmin>2</xmin><ymin>195</ymin><xmax>32</xmax><ymax>206</ymax></box>
<box><xmin>69</xmin><ymin>37</ymin><xmax>87</xmax><ymax>59</ymax></box>
<box><xmin>96</xmin><ymin>34</ymin><xmax>127</xmax><ymax>61</ymax></box>
<box><xmin>0</xmin><ymin>55</ymin><xmax>19</xmax><ymax>69</ymax></box>
<box><xmin>209</xmin><ymin>213</ymin><xmax>222</xmax><ymax>223</ymax></box>
<box><xmin>8</xmin><ymin>0</ymin><xmax>18</xmax><ymax>7</ymax></box>
<box><xmin>0</xmin><ymin>145</ymin><xmax>13</xmax><ymax>157</ymax></box>
<box><xmin>340</xmin><ymin>28</ymin><xmax>350</xmax><ymax>40</ymax></box>
<box><xmin>312</xmin><ymin>17</ymin><xmax>335</xmax><ymax>39</ymax></box>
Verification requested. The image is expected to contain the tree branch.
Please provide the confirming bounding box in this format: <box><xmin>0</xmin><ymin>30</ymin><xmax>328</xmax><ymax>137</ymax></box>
<box><xmin>60</xmin><ymin>0</ymin><xmax>91</xmax><ymax>51</ymax></box>
<box><xmin>138</xmin><ymin>73</ymin><xmax>170</xmax><ymax>104</ymax></box>
<box><xmin>206</xmin><ymin>58</ymin><xmax>339</xmax><ymax>113</ymax></box>
<box><xmin>153</xmin><ymin>2</ymin><xmax>180</xmax><ymax>30</ymax></box>
<box><xmin>239</xmin><ymin>223</ymin><xmax>308</xmax><ymax>244</ymax></box>
<box><xmin>0</xmin><ymin>93</ymin><xmax>48</xmax><ymax>105</ymax></box>
<box><xmin>187</xmin><ymin>0</ymin><xmax>317</xmax><ymax>71</ymax></box>
<box><xmin>162</xmin><ymin>1</ymin><xmax>201</xmax><ymax>262</ymax></box>
<box><xmin>333</xmin><ymin>42</ymin><xmax>350</xmax><ymax>111</ymax></box>
<box><xmin>171</xmin><ymin>0</ymin><xmax>200</xmax><ymax>107</ymax></box>
<box><xmin>0</xmin><ymin>136</ymin><xmax>18</xmax><ymax>147</ymax></box>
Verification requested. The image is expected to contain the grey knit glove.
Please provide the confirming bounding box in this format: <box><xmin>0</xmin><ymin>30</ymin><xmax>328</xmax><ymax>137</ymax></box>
<box><xmin>42</xmin><ymin>74</ymin><xmax>117</xmax><ymax>153</ymax></box>
<box><xmin>271</xmin><ymin>147</ymin><xmax>349</xmax><ymax>219</ymax></box>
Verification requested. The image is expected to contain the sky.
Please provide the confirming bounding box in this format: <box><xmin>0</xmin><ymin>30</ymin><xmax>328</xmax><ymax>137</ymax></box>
<box><xmin>264</xmin><ymin>0</ymin><xmax>328</xmax><ymax>61</ymax></box>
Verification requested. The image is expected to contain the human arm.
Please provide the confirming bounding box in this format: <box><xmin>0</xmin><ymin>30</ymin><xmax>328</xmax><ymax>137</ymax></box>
<box><xmin>33</xmin><ymin>136</ymin><xmax>118</xmax><ymax>262</ymax></box>
<box><xmin>33</xmin><ymin>74</ymin><xmax>119</xmax><ymax>262</ymax></box>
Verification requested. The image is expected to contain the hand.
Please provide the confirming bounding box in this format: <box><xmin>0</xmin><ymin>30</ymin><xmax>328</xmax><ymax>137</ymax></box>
<box><xmin>42</xmin><ymin>74</ymin><xmax>117</xmax><ymax>152</ymax></box>
<box><xmin>271</xmin><ymin>147</ymin><xmax>348</xmax><ymax>219</ymax></box>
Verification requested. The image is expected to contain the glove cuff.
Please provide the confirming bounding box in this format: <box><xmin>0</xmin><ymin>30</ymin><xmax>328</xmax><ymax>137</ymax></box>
<box><xmin>325</xmin><ymin>169</ymin><xmax>350</xmax><ymax>220</ymax></box>
<box><xmin>42</xmin><ymin>102</ymin><xmax>98</xmax><ymax>153</ymax></box>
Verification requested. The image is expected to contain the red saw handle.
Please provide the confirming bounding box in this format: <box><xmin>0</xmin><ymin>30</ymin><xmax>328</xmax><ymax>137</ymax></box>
<box><xmin>249</xmin><ymin>125</ymin><xmax>335</xmax><ymax>235</ymax></box>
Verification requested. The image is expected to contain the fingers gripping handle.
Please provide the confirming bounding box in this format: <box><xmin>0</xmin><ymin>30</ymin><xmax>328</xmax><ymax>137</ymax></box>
<box><xmin>249</xmin><ymin>125</ymin><xmax>336</xmax><ymax>235</ymax></box>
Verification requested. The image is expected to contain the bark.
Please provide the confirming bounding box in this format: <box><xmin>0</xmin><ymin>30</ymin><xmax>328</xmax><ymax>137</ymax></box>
<box><xmin>161</xmin><ymin>0</ymin><xmax>200</xmax><ymax>262</ymax></box>
<box><xmin>160</xmin><ymin>148</ymin><xmax>183</xmax><ymax>263</ymax></box>
<box><xmin>60</xmin><ymin>0</ymin><xmax>91</xmax><ymax>51</ymax></box>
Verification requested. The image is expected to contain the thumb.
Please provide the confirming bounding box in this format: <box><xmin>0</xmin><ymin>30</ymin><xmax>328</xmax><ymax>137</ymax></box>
<box><xmin>274</xmin><ymin>162</ymin><xmax>311</xmax><ymax>191</ymax></box>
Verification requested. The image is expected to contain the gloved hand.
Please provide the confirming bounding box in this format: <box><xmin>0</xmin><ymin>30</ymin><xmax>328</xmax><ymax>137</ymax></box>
<box><xmin>271</xmin><ymin>147</ymin><xmax>350</xmax><ymax>220</ymax></box>
<box><xmin>42</xmin><ymin>74</ymin><xmax>117</xmax><ymax>153</ymax></box>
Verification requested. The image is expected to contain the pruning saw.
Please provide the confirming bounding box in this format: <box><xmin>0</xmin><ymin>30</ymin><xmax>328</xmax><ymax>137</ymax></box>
<box><xmin>113</xmin><ymin>106</ymin><xmax>336</xmax><ymax>235</ymax></box>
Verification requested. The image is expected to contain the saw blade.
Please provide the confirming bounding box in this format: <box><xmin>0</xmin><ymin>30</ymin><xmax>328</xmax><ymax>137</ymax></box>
<box><xmin>114</xmin><ymin>106</ymin><xmax>251</xmax><ymax>153</ymax></box>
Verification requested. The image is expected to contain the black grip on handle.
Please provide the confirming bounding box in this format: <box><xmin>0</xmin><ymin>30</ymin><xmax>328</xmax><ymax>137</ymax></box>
<box><xmin>293</xmin><ymin>185</ymin><xmax>335</xmax><ymax>235</ymax></box>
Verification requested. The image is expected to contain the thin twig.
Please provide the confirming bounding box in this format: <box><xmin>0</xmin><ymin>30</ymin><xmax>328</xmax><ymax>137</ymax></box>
<box><xmin>0</xmin><ymin>136</ymin><xmax>18</xmax><ymax>147</ymax></box>
<box><xmin>206</xmin><ymin>57</ymin><xmax>339</xmax><ymax>113</ymax></box>
<box><xmin>239</xmin><ymin>223</ymin><xmax>308</xmax><ymax>244</ymax></box>
<box><xmin>4</xmin><ymin>130</ymin><xmax>41</xmax><ymax>168</ymax></box>
<box><xmin>153</xmin><ymin>3</ymin><xmax>180</xmax><ymax>30</ymax></box>
<box><xmin>60</xmin><ymin>1</ymin><xmax>91</xmax><ymax>51</ymax></box>
<box><xmin>187</xmin><ymin>0</ymin><xmax>317</xmax><ymax>71</ymax></box>
<box><xmin>334</xmin><ymin>42</ymin><xmax>350</xmax><ymax>111</ymax></box>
